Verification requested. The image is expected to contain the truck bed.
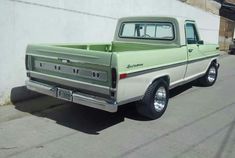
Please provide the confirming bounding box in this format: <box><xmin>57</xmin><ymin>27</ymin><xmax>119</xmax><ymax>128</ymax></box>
<box><xmin>54</xmin><ymin>42</ymin><xmax>179</xmax><ymax>52</ymax></box>
<box><xmin>25</xmin><ymin>41</ymin><xmax>179</xmax><ymax>99</ymax></box>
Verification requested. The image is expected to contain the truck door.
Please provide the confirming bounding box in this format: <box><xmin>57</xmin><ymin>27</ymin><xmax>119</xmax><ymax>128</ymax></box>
<box><xmin>185</xmin><ymin>22</ymin><xmax>206</xmax><ymax>79</ymax></box>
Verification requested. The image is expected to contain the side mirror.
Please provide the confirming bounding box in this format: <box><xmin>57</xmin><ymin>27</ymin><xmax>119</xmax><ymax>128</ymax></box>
<box><xmin>198</xmin><ymin>40</ymin><xmax>204</xmax><ymax>45</ymax></box>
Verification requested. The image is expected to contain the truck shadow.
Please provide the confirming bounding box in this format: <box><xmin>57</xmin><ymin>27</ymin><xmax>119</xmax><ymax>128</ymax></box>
<box><xmin>11</xmin><ymin>81</ymin><xmax>196</xmax><ymax>135</ymax></box>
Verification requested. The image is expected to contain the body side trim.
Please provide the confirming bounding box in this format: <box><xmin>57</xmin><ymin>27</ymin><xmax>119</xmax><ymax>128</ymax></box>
<box><xmin>124</xmin><ymin>54</ymin><xmax>219</xmax><ymax>78</ymax></box>
<box><xmin>117</xmin><ymin>96</ymin><xmax>143</xmax><ymax>106</ymax></box>
<box><xmin>187</xmin><ymin>54</ymin><xmax>219</xmax><ymax>64</ymax></box>
<box><xmin>169</xmin><ymin>73</ymin><xmax>205</xmax><ymax>89</ymax></box>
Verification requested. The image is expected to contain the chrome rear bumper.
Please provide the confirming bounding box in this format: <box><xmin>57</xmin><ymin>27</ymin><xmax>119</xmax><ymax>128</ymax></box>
<box><xmin>26</xmin><ymin>80</ymin><xmax>117</xmax><ymax>112</ymax></box>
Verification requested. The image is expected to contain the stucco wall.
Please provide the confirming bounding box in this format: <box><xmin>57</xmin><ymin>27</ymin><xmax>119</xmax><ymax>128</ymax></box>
<box><xmin>219</xmin><ymin>17</ymin><xmax>235</xmax><ymax>50</ymax></box>
<box><xmin>0</xmin><ymin>0</ymin><xmax>220</xmax><ymax>104</ymax></box>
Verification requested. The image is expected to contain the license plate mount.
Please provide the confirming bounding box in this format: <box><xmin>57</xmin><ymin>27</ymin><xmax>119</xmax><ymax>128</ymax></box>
<box><xmin>57</xmin><ymin>88</ymin><xmax>73</xmax><ymax>101</ymax></box>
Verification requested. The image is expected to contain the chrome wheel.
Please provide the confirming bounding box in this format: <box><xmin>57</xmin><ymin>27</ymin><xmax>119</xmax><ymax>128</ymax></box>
<box><xmin>207</xmin><ymin>66</ymin><xmax>216</xmax><ymax>83</ymax></box>
<box><xmin>154</xmin><ymin>86</ymin><xmax>167</xmax><ymax>112</ymax></box>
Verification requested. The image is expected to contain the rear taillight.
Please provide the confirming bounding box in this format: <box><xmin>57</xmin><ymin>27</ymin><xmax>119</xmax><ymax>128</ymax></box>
<box><xmin>111</xmin><ymin>68</ymin><xmax>117</xmax><ymax>88</ymax></box>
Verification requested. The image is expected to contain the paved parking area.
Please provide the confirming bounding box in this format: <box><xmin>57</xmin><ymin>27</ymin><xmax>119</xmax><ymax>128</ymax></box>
<box><xmin>0</xmin><ymin>55</ymin><xmax>235</xmax><ymax>158</ymax></box>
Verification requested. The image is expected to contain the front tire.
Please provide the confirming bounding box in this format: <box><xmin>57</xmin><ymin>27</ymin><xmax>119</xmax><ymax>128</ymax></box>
<box><xmin>136</xmin><ymin>79</ymin><xmax>169</xmax><ymax>119</ymax></box>
<box><xmin>198</xmin><ymin>62</ymin><xmax>218</xmax><ymax>87</ymax></box>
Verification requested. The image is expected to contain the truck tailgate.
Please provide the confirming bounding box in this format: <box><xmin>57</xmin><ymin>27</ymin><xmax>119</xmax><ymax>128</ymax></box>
<box><xmin>26</xmin><ymin>44</ymin><xmax>112</xmax><ymax>96</ymax></box>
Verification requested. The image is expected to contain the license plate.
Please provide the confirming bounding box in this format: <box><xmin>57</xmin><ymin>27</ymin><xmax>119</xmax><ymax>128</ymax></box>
<box><xmin>57</xmin><ymin>88</ymin><xmax>72</xmax><ymax>101</ymax></box>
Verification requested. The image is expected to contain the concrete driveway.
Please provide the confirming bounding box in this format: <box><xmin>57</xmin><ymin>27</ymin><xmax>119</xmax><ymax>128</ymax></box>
<box><xmin>0</xmin><ymin>55</ymin><xmax>235</xmax><ymax>158</ymax></box>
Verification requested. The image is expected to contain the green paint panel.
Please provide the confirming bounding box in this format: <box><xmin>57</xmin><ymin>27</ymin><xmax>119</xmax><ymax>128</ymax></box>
<box><xmin>114</xmin><ymin>46</ymin><xmax>188</xmax><ymax>74</ymax></box>
<box><xmin>27</xmin><ymin>44</ymin><xmax>113</xmax><ymax>87</ymax></box>
<box><xmin>187</xmin><ymin>44</ymin><xmax>219</xmax><ymax>62</ymax></box>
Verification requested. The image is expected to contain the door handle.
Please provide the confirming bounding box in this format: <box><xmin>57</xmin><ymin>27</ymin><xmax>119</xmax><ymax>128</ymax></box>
<box><xmin>188</xmin><ymin>49</ymin><xmax>194</xmax><ymax>53</ymax></box>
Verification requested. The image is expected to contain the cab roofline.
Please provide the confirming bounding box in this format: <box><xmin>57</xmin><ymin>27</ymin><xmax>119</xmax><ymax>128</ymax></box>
<box><xmin>118</xmin><ymin>16</ymin><xmax>194</xmax><ymax>22</ymax></box>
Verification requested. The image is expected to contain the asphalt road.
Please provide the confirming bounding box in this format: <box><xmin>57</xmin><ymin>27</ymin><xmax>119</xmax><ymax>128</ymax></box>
<box><xmin>0</xmin><ymin>55</ymin><xmax>235</xmax><ymax>158</ymax></box>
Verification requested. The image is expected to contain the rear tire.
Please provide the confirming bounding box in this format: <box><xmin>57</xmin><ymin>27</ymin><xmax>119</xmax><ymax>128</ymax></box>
<box><xmin>198</xmin><ymin>62</ymin><xmax>218</xmax><ymax>87</ymax></box>
<box><xmin>136</xmin><ymin>79</ymin><xmax>169</xmax><ymax>119</ymax></box>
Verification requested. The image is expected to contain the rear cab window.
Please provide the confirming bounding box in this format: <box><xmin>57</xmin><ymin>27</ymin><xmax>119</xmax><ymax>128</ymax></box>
<box><xmin>119</xmin><ymin>22</ymin><xmax>175</xmax><ymax>40</ymax></box>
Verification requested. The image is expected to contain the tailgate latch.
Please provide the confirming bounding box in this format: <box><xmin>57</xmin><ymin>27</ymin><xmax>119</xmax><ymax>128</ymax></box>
<box><xmin>58</xmin><ymin>58</ymin><xmax>70</xmax><ymax>63</ymax></box>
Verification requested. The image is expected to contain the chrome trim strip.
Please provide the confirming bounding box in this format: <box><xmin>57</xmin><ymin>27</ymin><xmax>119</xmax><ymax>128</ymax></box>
<box><xmin>125</xmin><ymin>54</ymin><xmax>219</xmax><ymax>78</ymax></box>
<box><xmin>169</xmin><ymin>73</ymin><xmax>205</xmax><ymax>89</ymax></box>
<box><xmin>73</xmin><ymin>93</ymin><xmax>117</xmax><ymax>112</ymax></box>
<box><xmin>26</xmin><ymin>80</ymin><xmax>117</xmax><ymax>112</ymax></box>
<box><xmin>28</xmin><ymin>71</ymin><xmax>110</xmax><ymax>95</ymax></box>
<box><xmin>26</xmin><ymin>80</ymin><xmax>57</xmax><ymax>97</ymax></box>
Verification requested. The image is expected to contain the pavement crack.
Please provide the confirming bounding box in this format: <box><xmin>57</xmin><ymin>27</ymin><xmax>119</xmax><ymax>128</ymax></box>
<box><xmin>5</xmin><ymin>131</ymin><xmax>78</xmax><ymax>158</ymax></box>
<box><xmin>174</xmin><ymin>119</ymin><xmax>235</xmax><ymax>158</ymax></box>
<box><xmin>0</xmin><ymin>147</ymin><xmax>17</xmax><ymax>150</ymax></box>
<box><xmin>117</xmin><ymin>102</ymin><xmax>235</xmax><ymax>158</ymax></box>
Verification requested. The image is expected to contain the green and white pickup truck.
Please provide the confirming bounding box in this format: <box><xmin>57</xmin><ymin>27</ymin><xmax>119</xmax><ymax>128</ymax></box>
<box><xmin>25</xmin><ymin>16</ymin><xmax>220</xmax><ymax>119</ymax></box>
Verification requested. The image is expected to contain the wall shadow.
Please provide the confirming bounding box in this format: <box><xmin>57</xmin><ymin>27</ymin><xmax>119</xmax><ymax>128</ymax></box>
<box><xmin>11</xmin><ymin>82</ymin><xmax>196</xmax><ymax>135</ymax></box>
<box><xmin>10</xmin><ymin>86</ymin><xmax>43</xmax><ymax>104</ymax></box>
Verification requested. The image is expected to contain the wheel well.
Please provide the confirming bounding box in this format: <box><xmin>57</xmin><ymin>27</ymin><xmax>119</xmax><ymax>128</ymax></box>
<box><xmin>211</xmin><ymin>59</ymin><xmax>217</xmax><ymax>64</ymax></box>
<box><xmin>152</xmin><ymin>75</ymin><xmax>170</xmax><ymax>86</ymax></box>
